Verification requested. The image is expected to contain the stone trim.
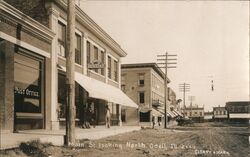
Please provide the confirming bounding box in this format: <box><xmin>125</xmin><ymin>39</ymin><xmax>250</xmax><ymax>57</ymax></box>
<box><xmin>0</xmin><ymin>32</ymin><xmax>50</xmax><ymax>58</ymax></box>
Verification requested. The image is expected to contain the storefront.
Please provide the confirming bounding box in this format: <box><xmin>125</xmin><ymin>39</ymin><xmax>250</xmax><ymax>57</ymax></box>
<box><xmin>57</xmin><ymin>66</ymin><xmax>137</xmax><ymax>127</ymax></box>
<box><xmin>57</xmin><ymin>71</ymin><xmax>121</xmax><ymax>128</ymax></box>
<box><xmin>14</xmin><ymin>47</ymin><xmax>45</xmax><ymax>130</ymax></box>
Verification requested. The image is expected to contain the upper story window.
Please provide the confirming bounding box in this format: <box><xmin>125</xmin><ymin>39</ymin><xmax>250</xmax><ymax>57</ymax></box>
<box><xmin>138</xmin><ymin>73</ymin><xmax>145</xmax><ymax>86</ymax></box>
<box><xmin>75</xmin><ymin>33</ymin><xmax>81</xmax><ymax>65</ymax></box>
<box><xmin>108</xmin><ymin>56</ymin><xmax>111</xmax><ymax>79</ymax></box>
<box><xmin>114</xmin><ymin>60</ymin><xmax>118</xmax><ymax>81</ymax></box>
<box><xmin>121</xmin><ymin>74</ymin><xmax>126</xmax><ymax>85</ymax></box>
<box><xmin>93</xmin><ymin>46</ymin><xmax>98</xmax><ymax>73</ymax></box>
<box><xmin>139</xmin><ymin>92</ymin><xmax>145</xmax><ymax>104</ymax></box>
<box><xmin>101</xmin><ymin>51</ymin><xmax>105</xmax><ymax>76</ymax></box>
<box><xmin>58</xmin><ymin>22</ymin><xmax>66</xmax><ymax>57</ymax></box>
<box><xmin>87</xmin><ymin>41</ymin><xmax>90</xmax><ymax>64</ymax></box>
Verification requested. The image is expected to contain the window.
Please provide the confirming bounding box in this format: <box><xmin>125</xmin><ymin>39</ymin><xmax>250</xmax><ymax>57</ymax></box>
<box><xmin>121</xmin><ymin>74</ymin><xmax>126</xmax><ymax>84</ymax></box>
<box><xmin>75</xmin><ymin>34</ymin><xmax>81</xmax><ymax>65</ymax></box>
<box><xmin>224</xmin><ymin>111</ymin><xmax>226</xmax><ymax>115</ymax></box>
<box><xmin>108</xmin><ymin>56</ymin><xmax>111</xmax><ymax>79</ymax></box>
<box><xmin>58</xmin><ymin>74</ymin><xmax>66</xmax><ymax>118</ymax></box>
<box><xmin>87</xmin><ymin>41</ymin><xmax>91</xmax><ymax>64</ymax></box>
<box><xmin>200</xmin><ymin>112</ymin><xmax>202</xmax><ymax>116</ymax></box>
<box><xmin>139</xmin><ymin>92</ymin><xmax>145</xmax><ymax>104</ymax></box>
<box><xmin>138</xmin><ymin>74</ymin><xmax>145</xmax><ymax>86</ymax></box>
<box><xmin>114</xmin><ymin>60</ymin><xmax>118</xmax><ymax>81</ymax></box>
<box><xmin>58</xmin><ymin>22</ymin><xmax>66</xmax><ymax>57</ymax></box>
<box><xmin>93</xmin><ymin>46</ymin><xmax>98</xmax><ymax>73</ymax></box>
<box><xmin>121</xmin><ymin>85</ymin><xmax>126</xmax><ymax>92</ymax></box>
<box><xmin>14</xmin><ymin>52</ymin><xmax>43</xmax><ymax>113</ymax></box>
<box><xmin>101</xmin><ymin>51</ymin><xmax>105</xmax><ymax>75</ymax></box>
<box><xmin>140</xmin><ymin>111</ymin><xmax>150</xmax><ymax>122</ymax></box>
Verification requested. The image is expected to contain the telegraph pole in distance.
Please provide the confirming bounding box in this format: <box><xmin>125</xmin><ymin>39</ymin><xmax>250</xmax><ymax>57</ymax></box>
<box><xmin>157</xmin><ymin>52</ymin><xmax>177</xmax><ymax>129</ymax></box>
<box><xmin>179</xmin><ymin>83</ymin><xmax>190</xmax><ymax>116</ymax></box>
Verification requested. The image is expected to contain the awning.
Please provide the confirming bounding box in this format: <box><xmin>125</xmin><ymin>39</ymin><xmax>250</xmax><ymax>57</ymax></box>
<box><xmin>152</xmin><ymin>108</ymin><xmax>164</xmax><ymax>117</ymax></box>
<box><xmin>59</xmin><ymin>66</ymin><xmax>138</xmax><ymax>108</ymax></box>
<box><xmin>173</xmin><ymin>110</ymin><xmax>183</xmax><ymax>117</ymax></box>
<box><xmin>157</xmin><ymin>107</ymin><xmax>175</xmax><ymax>118</ymax></box>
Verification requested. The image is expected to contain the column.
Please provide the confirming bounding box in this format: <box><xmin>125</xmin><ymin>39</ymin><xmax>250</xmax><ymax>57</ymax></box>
<box><xmin>0</xmin><ymin>41</ymin><xmax>14</xmax><ymax>132</ymax></box>
<box><xmin>45</xmin><ymin>6</ymin><xmax>60</xmax><ymax>130</ymax></box>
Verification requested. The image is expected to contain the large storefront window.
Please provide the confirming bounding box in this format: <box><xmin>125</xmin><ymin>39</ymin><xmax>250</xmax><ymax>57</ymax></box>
<box><xmin>14</xmin><ymin>53</ymin><xmax>43</xmax><ymax>113</ymax></box>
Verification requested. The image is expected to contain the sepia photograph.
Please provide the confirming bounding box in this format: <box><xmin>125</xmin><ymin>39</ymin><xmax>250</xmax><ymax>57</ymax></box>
<box><xmin>0</xmin><ymin>0</ymin><xmax>249</xmax><ymax>156</ymax></box>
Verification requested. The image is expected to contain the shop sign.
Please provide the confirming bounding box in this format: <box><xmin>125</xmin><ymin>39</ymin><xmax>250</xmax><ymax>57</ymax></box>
<box><xmin>87</xmin><ymin>60</ymin><xmax>105</xmax><ymax>69</ymax></box>
<box><xmin>14</xmin><ymin>86</ymin><xmax>40</xmax><ymax>98</ymax></box>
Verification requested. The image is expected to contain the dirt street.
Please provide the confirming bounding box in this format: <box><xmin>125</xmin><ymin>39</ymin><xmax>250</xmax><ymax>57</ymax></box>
<box><xmin>1</xmin><ymin>123</ymin><xmax>249</xmax><ymax>157</ymax></box>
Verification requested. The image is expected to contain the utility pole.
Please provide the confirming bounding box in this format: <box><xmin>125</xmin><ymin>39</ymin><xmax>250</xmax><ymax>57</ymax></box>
<box><xmin>65</xmin><ymin>0</ymin><xmax>75</xmax><ymax>146</ymax></box>
<box><xmin>157</xmin><ymin>52</ymin><xmax>177</xmax><ymax>129</ymax></box>
<box><xmin>179</xmin><ymin>83</ymin><xmax>190</xmax><ymax>116</ymax></box>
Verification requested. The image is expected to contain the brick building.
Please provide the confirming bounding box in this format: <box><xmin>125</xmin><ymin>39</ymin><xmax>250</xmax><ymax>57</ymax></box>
<box><xmin>0</xmin><ymin>0</ymin><xmax>138</xmax><ymax>132</ymax></box>
<box><xmin>121</xmin><ymin>63</ymin><xmax>179</xmax><ymax>127</ymax></box>
<box><xmin>213</xmin><ymin>106</ymin><xmax>227</xmax><ymax>122</ymax></box>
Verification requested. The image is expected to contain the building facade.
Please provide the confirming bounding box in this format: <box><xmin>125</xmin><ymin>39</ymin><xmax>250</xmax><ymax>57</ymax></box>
<box><xmin>225</xmin><ymin>101</ymin><xmax>250</xmax><ymax>123</ymax></box>
<box><xmin>121</xmin><ymin>63</ymin><xmax>179</xmax><ymax>127</ymax></box>
<box><xmin>0</xmin><ymin>0</ymin><xmax>138</xmax><ymax>132</ymax></box>
<box><xmin>183</xmin><ymin>105</ymin><xmax>204</xmax><ymax>122</ymax></box>
<box><xmin>213</xmin><ymin>106</ymin><xmax>227</xmax><ymax>122</ymax></box>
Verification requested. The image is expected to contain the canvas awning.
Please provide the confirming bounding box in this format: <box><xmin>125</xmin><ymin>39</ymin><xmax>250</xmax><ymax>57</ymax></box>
<box><xmin>59</xmin><ymin>66</ymin><xmax>138</xmax><ymax>108</ymax></box>
<box><xmin>152</xmin><ymin>108</ymin><xmax>164</xmax><ymax>117</ymax></box>
<box><xmin>157</xmin><ymin>107</ymin><xmax>175</xmax><ymax>118</ymax></box>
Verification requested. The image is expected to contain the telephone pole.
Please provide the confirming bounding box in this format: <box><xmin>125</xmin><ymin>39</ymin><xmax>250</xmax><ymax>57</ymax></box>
<box><xmin>157</xmin><ymin>52</ymin><xmax>177</xmax><ymax>129</ymax></box>
<box><xmin>179</xmin><ymin>83</ymin><xmax>190</xmax><ymax>116</ymax></box>
<box><xmin>66</xmin><ymin>0</ymin><xmax>76</xmax><ymax>145</ymax></box>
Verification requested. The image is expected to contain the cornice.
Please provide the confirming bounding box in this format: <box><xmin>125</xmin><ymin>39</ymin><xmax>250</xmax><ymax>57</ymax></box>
<box><xmin>0</xmin><ymin>0</ymin><xmax>55</xmax><ymax>43</ymax></box>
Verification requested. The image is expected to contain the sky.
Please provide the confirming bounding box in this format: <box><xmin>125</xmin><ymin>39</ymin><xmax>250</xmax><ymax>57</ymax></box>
<box><xmin>80</xmin><ymin>1</ymin><xmax>249</xmax><ymax>111</ymax></box>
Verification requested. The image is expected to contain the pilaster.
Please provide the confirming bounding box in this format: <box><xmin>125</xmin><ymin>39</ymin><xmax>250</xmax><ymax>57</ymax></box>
<box><xmin>46</xmin><ymin>6</ymin><xmax>60</xmax><ymax>130</ymax></box>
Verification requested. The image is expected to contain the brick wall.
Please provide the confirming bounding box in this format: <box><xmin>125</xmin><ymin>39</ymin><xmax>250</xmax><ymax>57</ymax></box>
<box><xmin>0</xmin><ymin>41</ymin><xmax>14</xmax><ymax>132</ymax></box>
<box><xmin>4</xmin><ymin>0</ymin><xmax>49</xmax><ymax>27</ymax></box>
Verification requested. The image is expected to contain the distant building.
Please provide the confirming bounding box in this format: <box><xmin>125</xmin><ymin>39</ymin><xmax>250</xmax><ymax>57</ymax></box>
<box><xmin>183</xmin><ymin>105</ymin><xmax>204</xmax><ymax>122</ymax></box>
<box><xmin>121</xmin><ymin>63</ymin><xmax>179</xmax><ymax>127</ymax></box>
<box><xmin>213</xmin><ymin>106</ymin><xmax>227</xmax><ymax>122</ymax></box>
<box><xmin>204</xmin><ymin>112</ymin><xmax>213</xmax><ymax>122</ymax></box>
<box><xmin>225</xmin><ymin>101</ymin><xmax>250</xmax><ymax>123</ymax></box>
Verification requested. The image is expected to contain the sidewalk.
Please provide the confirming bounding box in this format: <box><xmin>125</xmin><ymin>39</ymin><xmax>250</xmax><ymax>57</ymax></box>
<box><xmin>0</xmin><ymin>126</ymin><xmax>141</xmax><ymax>150</ymax></box>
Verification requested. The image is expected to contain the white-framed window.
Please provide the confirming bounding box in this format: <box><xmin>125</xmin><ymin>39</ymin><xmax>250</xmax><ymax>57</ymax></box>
<box><xmin>138</xmin><ymin>73</ymin><xmax>145</xmax><ymax>86</ymax></box>
<box><xmin>139</xmin><ymin>91</ymin><xmax>145</xmax><ymax>104</ymax></box>
<box><xmin>58</xmin><ymin>21</ymin><xmax>66</xmax><ymax>57</ymax></box>
<box><xmin>108</xmin><ymin>56</ymin><xmax>111</xmax><ymax>79</ymax></box>
<box><xmin>75</xmin><ymin>33</ymin><xmax>82</xmax><ymax>65</ymax></box>
<box><xmin>114</xmin><ymin>60</ymin><xmax>118</xmax><ymax>81</ymax></box>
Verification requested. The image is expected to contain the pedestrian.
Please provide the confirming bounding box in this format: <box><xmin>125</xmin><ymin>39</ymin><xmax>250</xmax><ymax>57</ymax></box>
<box><xmin>90</xmin><ymin>102</ymin><xmax>96</xmax><ymax>128</ymax></box>
<box><xmin>82</xmin><ymin>105</ymin><xmax>90</xmax><ymax>129</ymax></box>
<box><xmin>86</xmin><ymin>106</ymin><xmax>92</xmax><ymax>128</ymax></box>
<box><xmin>152</xmin><ymin>116</ymin><xmax>156</xmax><ymax>129</ymax></box>
<box><xmin>105</xmin><ymin>105</ymin><xmax>111</xmax><ymax>128</ymax></box>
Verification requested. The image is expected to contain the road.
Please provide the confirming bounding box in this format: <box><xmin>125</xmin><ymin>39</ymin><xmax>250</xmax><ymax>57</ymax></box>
<box><xmin>1</xmin><ymin>122</ymin><xmax>249</xmax><ymax>157</ymax></box>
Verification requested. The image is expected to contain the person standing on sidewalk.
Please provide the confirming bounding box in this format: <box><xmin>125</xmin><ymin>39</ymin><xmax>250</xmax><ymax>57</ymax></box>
<box><xmin>105</xmin><ymin>105</ymin><xmax>111</xmax><ymax>128</ymax></box>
